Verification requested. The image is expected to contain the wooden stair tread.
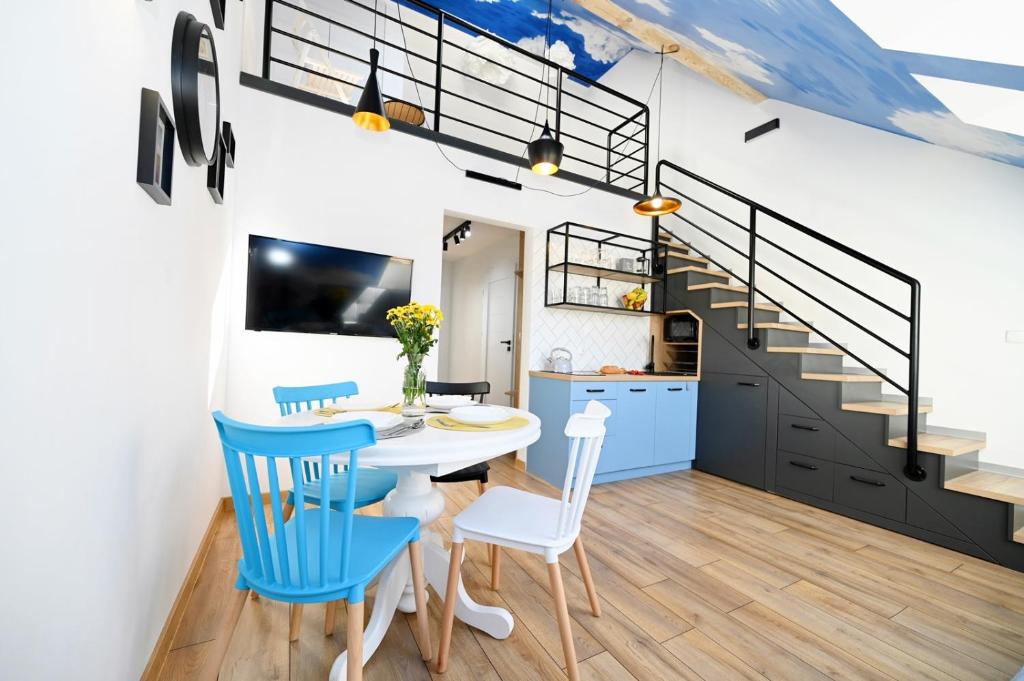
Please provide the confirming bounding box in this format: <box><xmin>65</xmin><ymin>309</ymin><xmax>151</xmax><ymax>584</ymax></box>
<box><xmin>710</xmin><ymin>301</ymin><xmax>783</xmax><ymax>312</ymax></box>
<box><xmin>944</xmin><ymin>470</ymin><xmax>1024</xmax><ymax>505</ymax></box>
<box><xmin>802</xmin><ymin>372</ymin><xmax>883</xmax><ymax>383</ymax></box>
<box><xmin>688</xmin><ymin>282</ymin><xmax>748</xmax><ymax>293</ymax></box>
<box><xmin>888</xmin><ymin>432</ymin><xmax>986</xmax><ymax>456</ymax></box>
<box><xmin>738</xmin><ymin>322</ymin><xmax>812</xmax><ymax>332</ymax></box>
<box><xmin>667</xmin><ymin>252</ymin><xmax>709</xmax><ymax>265</ymax></box>
<box><xmin>668</xmin><ymin>266</ymin><xmax>730</xmax><ymax>279</ymax></box>
<box><xmin>842</xmin><ymin>400</ymin><xmax>933</xmax><ymax>416</ymax></box>
<box><xmin>769</xmin><ymin>345</ymin><xmax>845</xmax><ymax>356</ymax></box>
<box><xmin>1015</xmin><ymin>526</ymin><xmax>1024</xmax><ymax>544</ymax></box>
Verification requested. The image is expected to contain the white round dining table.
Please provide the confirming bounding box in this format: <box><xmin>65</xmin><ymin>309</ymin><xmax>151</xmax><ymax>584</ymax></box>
<box><xmin>278</xmin><ymin>407</ymin><xmax>541</xmax><ymax>681</ymax></box>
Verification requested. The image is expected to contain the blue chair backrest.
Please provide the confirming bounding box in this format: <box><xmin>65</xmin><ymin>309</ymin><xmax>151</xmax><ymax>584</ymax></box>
<box><xmin>212</xmin><ymin>410</ymin><xmax>376</xmax><ymax>593</ymax></box>
<box><xmin>272</xmin><ymin>381</ymin><xmax>359</xmax><ymax>416</ymax></box>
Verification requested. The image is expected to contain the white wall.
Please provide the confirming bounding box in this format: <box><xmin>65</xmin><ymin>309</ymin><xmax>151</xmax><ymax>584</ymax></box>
<box><xmin>620</xmin><ymin>51</ymin><xmax>1024</xmax><ymax>468</ymax></box>
<box><xmin>0</xmin><ymin>2</ymin><xmax>241</xmax><ymax>679</ymax></box>
<box><xmin>439</xmin><ymin>228</ymin><xmax>520</xmax><ymax>384</ymax></box>
<box><xmin>225</xmin><ymin>84</ymin><xmax>652</xmax><ymax>428</ymax></box>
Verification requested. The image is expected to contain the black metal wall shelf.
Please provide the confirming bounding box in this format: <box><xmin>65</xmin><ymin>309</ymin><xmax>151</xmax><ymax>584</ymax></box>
<box><xmin>544</xmin><ymin>222</ymin><xmax>666</xmax><ymax>316</ymax></box>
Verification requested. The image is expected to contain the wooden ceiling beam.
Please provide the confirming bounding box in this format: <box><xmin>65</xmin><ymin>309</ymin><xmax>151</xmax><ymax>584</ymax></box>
<box><xmin>573</xmin><ymin>0</ymin><xmax>767</xmax><ymax>103</ymax></box>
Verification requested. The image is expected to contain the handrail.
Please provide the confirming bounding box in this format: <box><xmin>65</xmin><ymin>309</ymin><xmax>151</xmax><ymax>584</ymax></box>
<box><xmin>262</xmin><ymin>0</ymin><xmax>649</xmax><ymax>192</ymax></box>
<box><xmin>655</xmin><ymin>160</ymin><xmax>924</xmax><ymax>482</ymax></box>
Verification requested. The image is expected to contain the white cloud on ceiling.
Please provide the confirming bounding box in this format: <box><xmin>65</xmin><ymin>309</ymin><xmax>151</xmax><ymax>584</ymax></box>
<box><xmin>693</xmin><ymin>26</ymin><xmax>774</xmax><ymax>85</ymax></box>
<box><xmin>529</xmin><ymin>11</ymin><xmax>634</xmax><ymax>64</ymax></box>
<box><xmin>888</xmin><ymin>109</ymin><xmax>1024</xmax><ymax>161</ymax></box>
<box><xmin>634</xmin><ymin>0</ymin><xmax>672</xmax><ymax>17</ymax></box>
<box><xmin>517</xmin><ymin>36</ymin><xmax>577</xmax><ymax>70</ymax></box>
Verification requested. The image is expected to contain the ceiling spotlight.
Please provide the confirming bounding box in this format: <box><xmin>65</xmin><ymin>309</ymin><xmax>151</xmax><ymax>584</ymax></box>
<box><xmin>464</xmin><ymin>224</ymin><xmax>472</xmax><ymax>238</ymax></box>
<box><xmin>443</xmin><ymin>240</ymin><xmax>449</xmax><ymax>251</ymax></box>
<box><xmin>454</xmin><ymin>233</ymin><xmax>461</xmax><ymax>245</ymax></box>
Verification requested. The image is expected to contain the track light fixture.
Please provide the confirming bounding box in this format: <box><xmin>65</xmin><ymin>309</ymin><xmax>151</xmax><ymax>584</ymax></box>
<box><xmin>527</xmin><ymin>0</ymin><xmax>563</xmax><ymax>176</ymax></box>
<box><xmin>634</xmin><ymin>45</ymin><xmax>682</xmax><ymax>216</ymax></box>
<box><xmin>352</xmin><ymin>0</ymin><xmax>390</xmax><ymax>132</ymax></box>
<box><xmin>442</xmin><ymin>220</ymin><xmax>472</xmax><ymax>251</ymax></box>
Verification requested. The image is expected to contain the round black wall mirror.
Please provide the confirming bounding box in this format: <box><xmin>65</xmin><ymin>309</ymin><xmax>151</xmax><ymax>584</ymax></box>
<box><xmin>171</xmin><ymin>11</ymin><xmax>221</xmax><ymax>166</ymax></box>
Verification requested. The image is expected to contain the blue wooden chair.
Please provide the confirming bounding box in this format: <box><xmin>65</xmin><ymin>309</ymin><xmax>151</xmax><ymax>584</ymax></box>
<box><xmin>212</xmin><ymin>411</ymin><xmax>431</xmax><ymax>679</ymax></box>
<box><xmin>273</xmin><ymin>382</ymin><xmax>399</xmax><ymax>519</ymax></box>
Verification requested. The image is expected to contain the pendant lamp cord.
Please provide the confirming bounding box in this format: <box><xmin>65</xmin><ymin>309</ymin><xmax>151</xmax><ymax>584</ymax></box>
<box><xmin>372</xmin><ymin>0</ymin><xmax>378</xmax><ymax>50</ymax></box>
<box><xmin>543</xmin><ymin>0</ymin><xmax>554</xmax><ymax>116</ymax></box>
<box><xmin>656</xmin><ymin>46</ymin><xmax>665</xmax><ymax>163</ymax></box>
<box><xmin>393</xmin><ymin>0</ymin><xmax>662</xmax><ymax>198</ymax></box>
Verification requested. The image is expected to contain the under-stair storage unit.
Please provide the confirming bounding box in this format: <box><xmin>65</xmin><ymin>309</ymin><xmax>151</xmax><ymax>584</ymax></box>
<box><xmin>651</xmin><ymin>160</ymin><xmax>1024</xmax><ymax>572</ymax></box>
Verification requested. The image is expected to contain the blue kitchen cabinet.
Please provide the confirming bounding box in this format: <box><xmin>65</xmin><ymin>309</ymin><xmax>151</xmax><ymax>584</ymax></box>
<box><xmin>527</xmin><ymin>374</ymin><xmax>698</xmax><ymax>487</ymax></box>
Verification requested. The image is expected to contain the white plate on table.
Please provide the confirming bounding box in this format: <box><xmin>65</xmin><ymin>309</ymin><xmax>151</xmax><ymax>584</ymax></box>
<box><xmin>328</xmin><ymin>411</ymin><xmax>403</xmax><ymax>431</ymax></box>
<box><xmin>426</xmin><ymin>395</ymin><xmax>475</xmax><ymax>410</ymax></box>
<box><xmin>449</xmin><ymin>405</ymin><xmax>512</xmax><ymax>426</ymax></box>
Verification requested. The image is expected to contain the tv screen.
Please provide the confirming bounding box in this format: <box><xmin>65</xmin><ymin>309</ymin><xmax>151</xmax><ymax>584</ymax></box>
<box><xmin>245</xmin><ymin>235</ymin><xmax>412</xmax><ymax>338</ymax></box>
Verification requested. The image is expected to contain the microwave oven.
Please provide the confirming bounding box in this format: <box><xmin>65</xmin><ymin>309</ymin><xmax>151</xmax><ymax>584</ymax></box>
<box><xmin>664</xmin><ymin>316</ymin><xmax>698</xmax><ymax>342</ymax></box>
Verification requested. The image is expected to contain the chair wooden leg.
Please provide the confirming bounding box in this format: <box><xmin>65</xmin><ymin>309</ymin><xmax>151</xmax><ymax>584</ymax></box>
<box><xmin>282</xmin><ymin>502</ymin><xmax>295</xmax><ymax>522</ymax></box>
<box><xmin>574</xmin><ymin>537</ymin><xmax>601</xmax><ymax>617</ymax></box>
<box><xmin>476</xmin><ymin>480</ymin><xmax>487</xmax><ymax>496</ymax></box>
<box><xmin>324</xmin><ymin>600</ymin><xmax>338</xmax><ymax>636</ymax></box>
<box><xmin>435</xmin><ymin>541</ymin><xmax>464</xmax><ymax>673</ymax></box>
<box><xmin>289</xmin><ymin>604</ymin><xmax>303</xmax><ymax>642</ymax></box>
<box><xmin>491</xmin><ymin>546</ymin><xmax>502</xmax><ymax>591</ymax></box>
<box><xmin>249</xmin><ymin>590</ymin><xmax>260</xmax><ymax>601</ymax></box>
<box><xmin>547</xmin><ymin>561</ymin><xmax>579</xmax><ymax>681</ymax></box>
<box><xmin>347</xmin><ymin>600</ymin><xmax>364</xmax><ymax>681</ymax></box>
<box><xmin>409</xmin><ymin>540</ymin><xmax>432</xmax><ymax>661</ymax></box>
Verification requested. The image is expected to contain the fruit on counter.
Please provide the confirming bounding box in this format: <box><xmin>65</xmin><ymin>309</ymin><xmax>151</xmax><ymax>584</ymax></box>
<box><xmin>600</xmin><ymin>365</ymin><xmax>626</xmax><ymax>374</ymax></box>
<box><xmin>621</xmin><ymin>287</ymin><xmax>648</xmax><ymax>311</ymax></box>
<box><xmin>627</xmin><ymin>369</ymin><xmax>645</xmax><ymax>375</ymax></box>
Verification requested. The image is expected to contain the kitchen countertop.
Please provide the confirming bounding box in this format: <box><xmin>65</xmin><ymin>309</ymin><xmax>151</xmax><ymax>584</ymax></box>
<box><xmin>530</xmin><ymin>371</ymin><xmax>699</xmax><ymax>382</ymax></box>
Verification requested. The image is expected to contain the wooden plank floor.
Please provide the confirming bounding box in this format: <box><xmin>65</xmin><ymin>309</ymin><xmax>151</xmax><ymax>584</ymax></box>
<box><xmin>158</xmin><ymin>457</ymin><xmax>1024</xmax><ymax>681</ymax></box>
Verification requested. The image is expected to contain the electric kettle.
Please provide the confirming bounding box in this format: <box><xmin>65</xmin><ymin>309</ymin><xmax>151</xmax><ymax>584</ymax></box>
<box><xmin>546</xmin><ymin>347</ymin><xmax>573</xmax><ymax>374</ymax></box>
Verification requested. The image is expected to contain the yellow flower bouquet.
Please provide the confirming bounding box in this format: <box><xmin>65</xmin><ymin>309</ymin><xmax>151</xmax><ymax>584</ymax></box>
<box><xmin>387</xmin><ymin>302</ymin><xmax>443</xmax><ymax>415</ymax></box>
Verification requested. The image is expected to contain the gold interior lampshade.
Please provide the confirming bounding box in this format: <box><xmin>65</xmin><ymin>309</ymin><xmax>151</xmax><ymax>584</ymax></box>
<box><xmin>383</xmin><ymin>99</ymin><xmax>426</xmax><ymax>127</ymax></box>
<box><xmin>633</xmin><ymin>191</ymin><xmax>682</xmax><ymax>216</ymax></box>
<box><xmin>528</xmin><ymin>121</ymin><xmax>563</xmax><ymax>176</ymax></box>
<box><xmin>353</xmin><ymin>48</ymin><xmax>390</xmax><ymax>132</ymax></box>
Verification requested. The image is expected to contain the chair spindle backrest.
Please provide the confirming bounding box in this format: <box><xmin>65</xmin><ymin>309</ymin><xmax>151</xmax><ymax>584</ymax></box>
<box><xmin>272</xmin><ymin>381</ymin><xmax>359</xmax><ymax>480</ymax></box>
<box><xmin>213</xmin><ymin>411</ymin><xmax>375</xmax><ymax>593</ymax></box>
<box><xmin>555</xmin><ymin>400</ymin><xmax>611</xmax><ymax>539</ymax></box>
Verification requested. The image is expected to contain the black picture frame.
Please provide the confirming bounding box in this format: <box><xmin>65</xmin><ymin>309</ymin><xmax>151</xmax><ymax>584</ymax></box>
<box><xmin>171</xmin><ymin>11</ymin><xmax>221</xmax><ymax>167</ymax></box>
<box><xmin>210</xmin><ymin>0</ymin><xmax>226</xmax><ymax>29</ymax></box>
<box><xmin>222</xmin><ymin>120</ymin><xmax>236</xmax><ymax>168</ymax></box>
<box><xmin>208</xmin><ymin>134</ymin><xmax>226</xmax><ymax>204</ymax></box>
<box><xmin>136</xmin><ymin>88</ymin><xmax>175</xmax><ymax>205</ymax></box>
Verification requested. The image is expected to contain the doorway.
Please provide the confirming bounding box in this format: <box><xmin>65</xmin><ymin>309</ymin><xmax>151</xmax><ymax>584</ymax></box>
<box><xmin>437</xmin><ymin>217</ymin><xmax>524</xmax><ymax>407</ymax></box>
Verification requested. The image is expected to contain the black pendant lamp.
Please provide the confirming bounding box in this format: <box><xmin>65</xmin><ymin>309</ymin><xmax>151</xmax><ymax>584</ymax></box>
<box><xmin>353</xmin><ymin>0</ymin><xmax>390</xmax><ymax>132</ymax></box>
<box><xmin>634</xmin><ymin>46</ymin><xmax>681</xmax><ymax>216</ymax></box>
<box><xmin>527</xmin><ymin>0</ymin><xmax>563</xmax><ymax>175</ymax></box>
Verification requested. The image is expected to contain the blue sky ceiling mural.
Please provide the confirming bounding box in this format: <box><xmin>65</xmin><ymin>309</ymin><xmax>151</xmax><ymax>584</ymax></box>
<box><xmin>417</xmin><ymin>0</ymin><xmax>1024</xmax><ymax>169</ymax></box>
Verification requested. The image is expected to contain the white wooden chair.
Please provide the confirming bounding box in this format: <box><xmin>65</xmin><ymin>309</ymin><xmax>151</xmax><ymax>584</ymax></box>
<box><xmin>435</xmin><ymin>400</ymin><xmax>611</xmax><ymax>681</ymax></box>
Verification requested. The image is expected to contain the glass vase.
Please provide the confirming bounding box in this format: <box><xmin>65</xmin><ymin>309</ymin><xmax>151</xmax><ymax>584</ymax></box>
<box><xmin>401</xmin><ymin>360</ymin><xmax>426</xmax><ymax>417</ymax></box>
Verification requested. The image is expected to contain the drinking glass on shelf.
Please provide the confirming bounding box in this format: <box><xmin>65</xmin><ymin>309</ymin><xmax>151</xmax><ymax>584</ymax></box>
<box><xmin>598</xmin><ymin>287</ymin><xmax>609</xmax><ymax>307</ymax></box>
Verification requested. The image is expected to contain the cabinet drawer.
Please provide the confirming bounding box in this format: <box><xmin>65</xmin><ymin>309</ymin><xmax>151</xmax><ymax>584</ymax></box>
<box><xmin>777</xmin><ymin>452</ymin><xmax>834</xmax><ymax>501</ymax></box>
<box><xmin>834</xmin><ymin>464</ymin><xmax>906</xmax><ymax>522</ymax></box>
<box><xmin>570</xmin><ymin>381</ymin><xmax>618</xmax><ymax>401</ymax></box>
<box><xmin>778</xmin><ymin>415</ymin><xmax>835</xmax><ymax>460</ymax></box>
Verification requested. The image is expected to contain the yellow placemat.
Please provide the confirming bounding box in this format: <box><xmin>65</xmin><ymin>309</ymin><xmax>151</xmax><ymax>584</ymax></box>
<box><xmin>427</xmin><ymin>415</ymin><xmax>530</xmax><ymax>432</ymax></box>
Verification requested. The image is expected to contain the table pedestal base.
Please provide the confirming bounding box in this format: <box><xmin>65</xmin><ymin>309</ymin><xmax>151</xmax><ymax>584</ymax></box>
<box><xmin>328</xmin><ymin>470</ymin><xmax>513</xmax><ymax>681</ymax></box>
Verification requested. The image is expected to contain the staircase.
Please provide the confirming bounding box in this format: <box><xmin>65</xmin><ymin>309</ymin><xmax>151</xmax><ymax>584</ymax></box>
<box><xmin>651</xmin><ymin>167</ymin><xmax>1024</xmax><ymax>571</ymax></box>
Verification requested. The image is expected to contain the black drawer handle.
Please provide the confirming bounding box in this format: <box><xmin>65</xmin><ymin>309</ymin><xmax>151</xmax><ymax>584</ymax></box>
<box><xmin>629</xmin><ymin>388</ymin><xmax>647</xmax><ymax>393</ymax></box>
<box><xmin>585</xmin><ymin>389</ymin><xmax>605</xmax><ymax>393</ymax></box>
<box><xmin>667</xmin><ymin>387</ymin><xmax>684</xmax><ymax>392</ymax></box>
<box><xmin>850</xmin><ymin>475</ymin><xmax>886</xmax><ymax>487</ymax></box>
<box><xmin>737</xmin><ymin>382</ymin><xmax>761</xmax><ymax>387</ymax></box>
<box><xmin>790</xmin><ymin>424</ymin><xmax>821</xmax><ymax>432</ymax></box>
<box><xmin>789</xmin><ymin>460</ymin><xmax>819</xmax><ymax>471</ymax></box>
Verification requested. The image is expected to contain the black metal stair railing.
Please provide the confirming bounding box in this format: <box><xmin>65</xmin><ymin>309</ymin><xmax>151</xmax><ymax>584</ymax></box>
<box><xmin>653</xmin><ymin>160</ymin><xmax>924</xmax><ymax>482</ymax></box>
<box><xmin>260</xmin><ymin>0</ymin><xmax>649</xmax><ymax>193</ymax></box>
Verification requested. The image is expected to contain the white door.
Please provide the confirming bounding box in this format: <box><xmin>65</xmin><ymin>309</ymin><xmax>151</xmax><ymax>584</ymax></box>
<box><xmin>484</xmin><ymin>276</ymin><xmax>516</xmax><ymax>406</ymax></box>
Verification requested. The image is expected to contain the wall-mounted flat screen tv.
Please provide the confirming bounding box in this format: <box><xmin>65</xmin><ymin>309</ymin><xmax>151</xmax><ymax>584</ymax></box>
<box><xmin>245</xmin><ymin>234</ymin><xmax>412</xmax><ymax>338</ymax></box>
